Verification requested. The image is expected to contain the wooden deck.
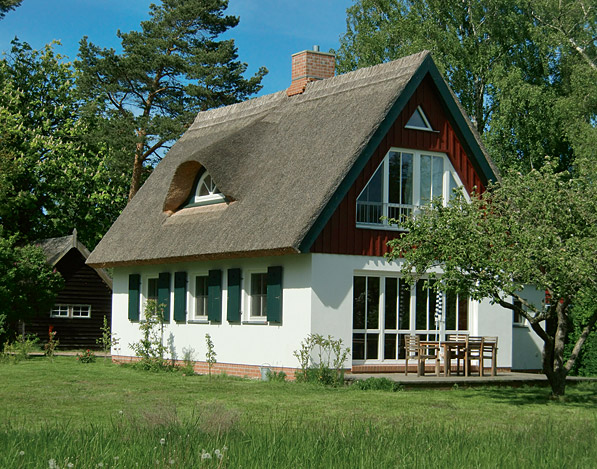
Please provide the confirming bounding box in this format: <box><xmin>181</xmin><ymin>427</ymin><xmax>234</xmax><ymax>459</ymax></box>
<box><xmin>345</xmin><ymin>371</ymin><xmax>597</xmax><ymax>389</ymax></box>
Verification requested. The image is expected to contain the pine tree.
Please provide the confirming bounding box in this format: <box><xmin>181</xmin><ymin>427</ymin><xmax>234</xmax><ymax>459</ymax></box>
<box><xmin>77</xmin><ymin>0</ymin><xmax>267</xmax><ymax>201</ymax></box>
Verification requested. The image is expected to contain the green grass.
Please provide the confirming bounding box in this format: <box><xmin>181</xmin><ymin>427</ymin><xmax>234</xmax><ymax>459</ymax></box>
<box><xmin>1</xmin><ymin>357</ymin><xmax>596</xmax><ymax>468</ymax></box>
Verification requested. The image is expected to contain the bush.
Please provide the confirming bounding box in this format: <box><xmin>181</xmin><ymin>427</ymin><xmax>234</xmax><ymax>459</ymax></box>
<box><xmin>76</xmin><ymin>349</ymin><xmax>96</xmax><ymax>363</ymax></box>
<box><xmin>293</xmin><ymin>334</ymin><xmax>350</xmax><ymax>386</ymax></box>
<box><xmin>130</xmin><ymin>300</ymin><xmax>172</xmax><ymax>372</ymax></box>
<box><xmin>266</xmin><ymin>369</ymin><xmax>287</xmax><ymax>382</ymax></box>
<box><xmin>2</xmin><ymin>334</ymin><xmax>40</xmax><ymax>362</ymax></box>
<box><xmin>350</xmin><ymin>377</ymin><xmax>403</xmax><ymax>392</ymax></box>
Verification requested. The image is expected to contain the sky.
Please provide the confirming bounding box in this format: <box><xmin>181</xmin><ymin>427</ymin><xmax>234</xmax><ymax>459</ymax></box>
<box><xmin>0</xmin><ymin>0</ymin><xmax>354</xmax><ymax>96</ymax></box>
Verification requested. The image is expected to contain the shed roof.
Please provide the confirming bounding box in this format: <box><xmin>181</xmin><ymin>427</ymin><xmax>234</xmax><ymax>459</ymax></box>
<box><xmin>87</xmin><ymin>51</ymin><xmax>497</xmax><ymax>268</ymax></box>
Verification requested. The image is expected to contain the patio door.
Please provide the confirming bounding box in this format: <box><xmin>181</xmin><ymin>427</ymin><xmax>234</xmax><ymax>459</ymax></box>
<box><xmin>352</xmin><ymin>275</ymin><xmax>469</xmax><ymax>364</ymax></box>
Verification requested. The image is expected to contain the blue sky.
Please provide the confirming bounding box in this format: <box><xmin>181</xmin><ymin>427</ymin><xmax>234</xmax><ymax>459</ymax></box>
<box><xmin>0</xmin><ymin>0</ymin><xmax>354</xmax><ymax>96</ymax></box>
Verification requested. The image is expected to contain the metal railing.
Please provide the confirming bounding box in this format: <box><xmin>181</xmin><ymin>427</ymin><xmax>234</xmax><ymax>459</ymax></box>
<box><xmin>356</xmin><ymin>201</ymin><xmax>414</xmax><ymax>228</ymax></box>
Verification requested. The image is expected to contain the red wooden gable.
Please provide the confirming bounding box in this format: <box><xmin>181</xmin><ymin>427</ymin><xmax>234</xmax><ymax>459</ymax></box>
<box><xmin>310</xmin><ymin>74</ymin><xmax>486</xmax><ymax>257</ymax></box>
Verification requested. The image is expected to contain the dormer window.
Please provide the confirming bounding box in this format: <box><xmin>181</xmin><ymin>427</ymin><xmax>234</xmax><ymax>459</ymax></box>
<box><xmin>185</xmin><ymin>168</ymin><xmax>226</xmax><ymax>207</ymax></box>
<box><xmin>405</xmin><ymin>106</ymin><xmax>434</xmax><ymax>132</ymax></box>
<box><xmin>356</xmin><ymin>148</ymin><xmax>467</xmax><ymax>229</ymax></box>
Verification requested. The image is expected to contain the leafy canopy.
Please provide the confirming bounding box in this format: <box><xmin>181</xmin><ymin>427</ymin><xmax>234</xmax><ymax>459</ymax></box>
<box><xmin>76</xmin><ymin>0</ymin><xmax>267</xmax><ymax>200</ymax></box>
<box><xmin>387</xmin><ymin>159</ymin><xmax>597</xmax><ymax>395</ymax></box>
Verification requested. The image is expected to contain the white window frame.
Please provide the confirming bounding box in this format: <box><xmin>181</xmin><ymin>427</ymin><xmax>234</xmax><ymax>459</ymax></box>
<box><xmin>352</xmin><ymin>272</ymin><xmax>472</xmax><ymax>365</ymax></box>
<box><xmin>244</xmin><ymin>269</ymin><xmax>268</xmax><ymax>322</ymax></box>
<box><xmin>140</xmin><ymin>275</ymin><xmax>160</xmax><ymax>321</ymax></box>
<box><xmin>356</xmin><ymin>148</ymin><xmax>469</xmax><ymax>230</ymax></box>
<box><xmin>50</xmin><ymin>304</ymin><xmax>91</xmax><ymax>319</ymax></box>
<box><xmin>187</xmin><ymin>170</ymin><xmax>226</xmax><ymax>207</ymax></box>
<box><xmin>189</xmin><ymin>272</ymin><xmax>210</xmax><ymax>322</ymax></box>
<box><xmin>404</xmin><ymin>105</ymin><xmax>435</xmax><ymax>132</ymax></box>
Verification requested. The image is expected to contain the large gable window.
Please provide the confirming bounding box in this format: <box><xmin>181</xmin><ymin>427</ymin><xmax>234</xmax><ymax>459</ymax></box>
<box><xmin>356</xmin><ymin>148</ymin><xmax>466</xmax><ymax>229</ymax></box>
<box><xmin>185</xmin><ymin>168</ymin><xmax>225</xmax><ymax>208</ymax></box>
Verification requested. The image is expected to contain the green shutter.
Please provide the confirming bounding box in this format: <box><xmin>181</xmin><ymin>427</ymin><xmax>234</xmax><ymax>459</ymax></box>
<box><xmin>227</xmin><ymin>268</ymin><xmax>241</xmax><ymax>322</ymax></box>
<box><xmin>173</xmin><ymin>271</ymin><xmax>187</xmax><ymax>322</ymax></box>
<box><xmin>267</xmin><ymin>266</ymin><xmax>283</xmax><ymax>323</ymax></box>
<box><xmin>128</xmin><ymin>274</ymin><xmax>141</xmax><ymax>321</ymax></box>
<box><xmin>207</xmin><ymin>269</ymin><xmax>222</xmax><ymax>322</ymax></box>
<box><xmin>158</xmin><ymin>272</ymin><xmax>171</xmax><ymax>323</ymax></box>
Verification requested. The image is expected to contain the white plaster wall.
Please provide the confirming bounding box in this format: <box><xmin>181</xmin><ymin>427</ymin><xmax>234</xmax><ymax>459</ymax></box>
<box><xmin>111</xmin><ymin>254</ymin><xmax>312</xmax><ymax>369</ymax></box>
<box><xmin>511</xmin><ymin>286</ymin><xmax>544</xmax><ymax>370</ymax></box>
<box><xmin>475</xmin><ymin>298</ymin><xmax>513</xmax><ymax>368</ymax></box>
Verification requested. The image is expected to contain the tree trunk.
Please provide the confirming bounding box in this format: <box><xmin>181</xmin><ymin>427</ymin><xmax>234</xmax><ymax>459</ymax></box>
<box><xmin>128</xmin><ymin>141</ymin><xmax>145</xmax><ymax>202</ymax></box>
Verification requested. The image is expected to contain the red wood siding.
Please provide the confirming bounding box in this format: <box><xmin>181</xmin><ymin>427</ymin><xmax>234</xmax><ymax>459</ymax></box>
<box><xmin>26</xmin><ymin>249</ymin><xmax>112</xmax><ymax>349</ymax></box>
<box><xmin>311</xmin><ymin>74</ymin><xmax>486</xmax><ymax>257</ymax></box>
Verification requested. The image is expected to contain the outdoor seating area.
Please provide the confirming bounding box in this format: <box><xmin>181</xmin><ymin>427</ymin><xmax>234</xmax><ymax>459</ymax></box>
<box><xmin>408</xmin><ymin>335</ymin><xmax>498</xmax><ymax>377</ymax></box>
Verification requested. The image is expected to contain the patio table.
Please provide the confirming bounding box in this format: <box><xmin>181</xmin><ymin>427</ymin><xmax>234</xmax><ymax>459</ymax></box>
<box><xmin>419</xmin><ymin>340</ymin><xmax>470</xmax><ymax>377</ymax></box>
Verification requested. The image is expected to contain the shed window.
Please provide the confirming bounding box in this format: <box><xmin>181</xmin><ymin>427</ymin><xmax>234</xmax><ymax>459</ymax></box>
<box><xmin>50</xmin><ymin>304</ymin><xmax>91</xmax><ymax>319</ymax></box>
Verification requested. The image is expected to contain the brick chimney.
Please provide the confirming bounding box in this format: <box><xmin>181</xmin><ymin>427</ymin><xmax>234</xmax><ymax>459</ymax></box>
<box><xmin>286</xmin><ymin>46</ymin><xmax>336</xmax><ymax>97</ymax></box>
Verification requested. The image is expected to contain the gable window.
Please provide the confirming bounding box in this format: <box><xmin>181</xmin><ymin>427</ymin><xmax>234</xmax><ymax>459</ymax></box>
<box><xmin>356</xmin><ymin>148</ymin><xmax>466</xmax><ymax>229</ymax></box>
<box><xmin>50</xmin><ymin>304</ymin><xmax>91</xmax><ymax>319</ymax></box>
<box><xmin>185</xmin><ymin>168</ymin><xmax>225</xmax><ymax>208</ymax></box>
<box><xmin>405</xmin><ymin>106</ymin><xmax>434</xmax><ymax>131</ymax></box>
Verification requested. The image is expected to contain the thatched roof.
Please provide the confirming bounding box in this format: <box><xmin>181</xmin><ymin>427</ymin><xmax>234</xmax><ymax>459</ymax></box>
<box><xmin>87</xmin><ymin>51</ymin><xmax>497</xmax><ymax>268</ymax></box>
<box><xmin>40</xmin><ymin>230</ymin><xmax>112</xmax><ymax>288</ymax></box>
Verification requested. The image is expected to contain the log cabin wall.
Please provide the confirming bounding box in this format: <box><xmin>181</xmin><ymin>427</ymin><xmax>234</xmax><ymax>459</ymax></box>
<box><xmin>310</xmin><ymin>74</ymin><xmax>486</xmax><ymax>257</ymax></box>
<box><xmin>27</xmin><ymin>249</ymin><xmax>112</xmax><ymax>349</ymax></box>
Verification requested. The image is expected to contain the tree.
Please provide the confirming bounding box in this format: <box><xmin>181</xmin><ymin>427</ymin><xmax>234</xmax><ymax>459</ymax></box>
<box><xmin>386</xmin><ymin>160</ymin><xmax>597</xmax><ymax>396</ymax></box>
<box><xmin>0</xmin><ymin>231</ymin><xmax>63</xmax><ymax>331</ymax></box>
<box><xmin>0</xmin><ymin>0</ymin><xmax>22</xmax><ymax>20</ymax></box>
<box><xmin>0</xmin><ymin>40</ymin><xmax>129</xmax><ymax>248</ymax></box>
<box><xmin>76</xmin><ymin>0</ymin><xmax>267</xmax><ymax>201</ymax></box>
<box><xmin>335</xmin><ymin>0</ymin><xmax>596</xmax><ymax>172</ymax></box>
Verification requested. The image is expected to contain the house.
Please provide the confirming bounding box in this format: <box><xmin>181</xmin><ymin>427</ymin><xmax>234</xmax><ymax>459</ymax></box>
<box><xmin>27</xmin><ymin>230</ymin><xmax>112</xmax><ymax>349</ymax></box>
<box><xmin>87</xmin><ymin>48</ymin><xmax>543</xmax><ymax>376</ymax></box>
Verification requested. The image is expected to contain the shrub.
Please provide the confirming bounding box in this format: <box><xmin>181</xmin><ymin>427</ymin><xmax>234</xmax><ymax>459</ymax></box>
<box><xmin>350</xmin><ymin>377</ymin><xmax>403</xmax><ymax>392</ymax></box>
<box><xmin>205</xmin><ymin>334</ymin><xmax>216</xmax><ymax>379</ymax></box>
<box><xmin>43</xmin><ymin>326</ymin><xmax>59</xmax><ymax>358</ymax></box>
<box><xmin>293</xmin><ymin>334</ymin><xmax>350</xmax><ymax>386</ymax></box>
<box><xmin>96</xmin><ymin>316</ymin><xmax>119</xmax><ymax>360</ymax></box>
<box><xmin>3</xmin><ymin>333</ymin><xmax>40</xmax><ymax>362</ymax></box>
<box><xmin>76</xmin><ymin>349</ymin><xmax>96</xmax><ymax>363</ymax></box>
<box><xmin>266</xmin><ymin>369</ymin><xmax>287</xmax><ymax>382</ymax></box>
<box><xmin>130</xmin><ymin>300</ymin><xmax>171</xmax><ymax>372</ymax></box>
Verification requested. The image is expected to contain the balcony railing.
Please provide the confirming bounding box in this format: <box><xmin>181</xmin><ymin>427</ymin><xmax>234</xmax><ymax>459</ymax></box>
<box><xmin>356</xmin><ymin>201</ymin><xmax>415</xmax><ymax>228</ymax></box>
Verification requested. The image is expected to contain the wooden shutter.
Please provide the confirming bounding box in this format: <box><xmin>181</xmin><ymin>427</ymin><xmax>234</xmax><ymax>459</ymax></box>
<box><xmin>266</xmin><ymin>266</ymin><xmax>283</xmax><ymax>323</ymax></box>
<box><xmin>158</xmin><ymin>272</ymin><xmax>171</xmax><ymax>323</ymax></box>
<box><xmin>227</xmin><ymin>268</ymin><xmax>241</xmax><ymax>322</ymax></box>
<box><xmin>207</xmin><ymin>269</ymin><xmax>222</xmax><ymax>322</ymax></box>
<box><xmin>128</xmin><ymin>274</ymin><xmax>141</xmax><ymax>321</ymax></box>
<box><xmin>173</xmin><ymin>271</ymin><xmax>187</xmax><ymax>322</ymax></box>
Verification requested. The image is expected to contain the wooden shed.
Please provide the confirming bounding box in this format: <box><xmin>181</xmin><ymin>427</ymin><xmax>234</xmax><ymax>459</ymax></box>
<box><xmin>27</xmin><ymin>230</ymin><xmax>112</xmax><ymax>349</ymax></box>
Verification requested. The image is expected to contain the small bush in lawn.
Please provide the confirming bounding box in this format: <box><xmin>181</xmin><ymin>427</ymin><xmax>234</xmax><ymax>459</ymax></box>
<box><xmin>76</xmin><ymin>349</ymin><xmax>96</xmax><ymax>363</ymax></box>
<box><xmin>44</xmin><ymin>326</ymin><xmax>59</xmax><ymax>358</ymax></box>
<box><xmin>266</xmin><ymin>369</ymin><xmax>287</xmax><ymax>382</ymax></box>
<box><xmin>3</xmin><ymin>333</ymin><xmax>40</xmax><ymax>362</ymax></box>
<box><xmin>96</xmin><ymin>316</ymin><xmax>119</xmax><ymax>360</ymax></box>
<box><xmin>293</xmin><ymin>334</ymin><xmax>349</xmax><ymax>386</ymax></box>
<box><xmin>130</xmin><ymin>300</ymin><xmax>172</xmax><ymax>372</ymax></box>
<box><xmin>179</xmin><ymin>346</ymin><xmax>196</xmax><ymax>376</ymax></box>
<box><xmin>205</xmin><ymin>333</ymin><xmax>216</xmax><ymax>379</ymax></box>
<box><xmin>350</xmin><ymin>377</ymin><xmax>403</xmax><ymax>392</ymax></box>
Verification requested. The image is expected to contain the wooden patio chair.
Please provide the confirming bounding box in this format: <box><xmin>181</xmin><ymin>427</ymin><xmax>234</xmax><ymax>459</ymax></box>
<box><xmin>466</xmin><ymin>336</ymin><xmax>484</xmax><ymax>376</ymax></box>
<box><xmin>404</xmin><ymin>335</ymin><xmax>440</xmax><ymax>377</ymax></box>
<box><xmin>446</xmin><ymin>333</ymin><xmax>469</xmax><ymax>375</ymax></box>
<box><xmin>479</xmin><ymin>336</ymin><xmax>498</xmax><ymax>376</ymax></box>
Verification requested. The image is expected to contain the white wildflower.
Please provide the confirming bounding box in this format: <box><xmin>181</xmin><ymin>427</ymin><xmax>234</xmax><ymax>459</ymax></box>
<box><xmin>201</xmin><ymin>450</ymin><xmax>212</xmax><ymax>460</ymax></box>
<box><xmin>18</xmin><ymin>450</ymin><xmax>25</xmax><ymax>456</ymax></box>
<box><xmin>67</xmin><ymin>464</ymin><xmax>74</xmax><ymax>468</ymax></box>
<box><xmin>160</xmin><ymin>438</ymin><xmax>166</xmax><ymax>446</ymax></box>
<box><xmin>97</xmin><ymin>463</ymin><xmax>104</xmax><ymax>468</ymax></box>
<box><xmin>169</xmin><ymin>459</ymin><xmax>175</xmax><ymax>465</ymax></box>
<box><xmin>48</xmin><ymin>459</ymin><xmax>57</xmax><ymax>469</ymax></box>
<box><xmin>114</xmin><ymin>456</ymin><xmax>119</xmax><ymax>461</ymax></box>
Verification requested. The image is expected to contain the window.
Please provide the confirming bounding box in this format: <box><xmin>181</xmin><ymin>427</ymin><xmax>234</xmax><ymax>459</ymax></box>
<box><xmin>193</xmin><ymin>275</ymin><xmax>209</xmax><ymax>320</ymax></box>
<box><xmin>356</xmin><ymin>148</ymin><xmax>466</xmax><ymax>229</ymax></box>
<box><xmin>405</xmin><ymin>106</ymin><xmax>434</xmax><ymax>131</ymax></box>
<box><xmin>250</xmin><ymin>272</ymin><xmax>268</xmax><ymax>318</ymax></box>
<box><xmin>50</xmin><ymin>304</ymin><xmax>91</xmax><ymax>319</ymax></box>
<box><xmin>352</xmin><ymin>275</ymin><xmax>469</xmax><ymax>363</ymax></box>
<box><xmin>185</xmin><ymin>168</ymin><xmax>225</xmax><ymax>207</ymax></box>
<box><xmin>513</xmin><ymin>298</ymin><xmax>525</xmax><ymax>325</ymax></box>
<box><xmin>147</xmin><ymin>278</ymin><xmax>159</xmax><ymax>303</ymax></box>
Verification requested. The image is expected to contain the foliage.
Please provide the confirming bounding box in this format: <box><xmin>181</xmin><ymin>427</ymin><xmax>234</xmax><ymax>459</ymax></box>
<box><xmin>3</xmin><ymin>334</ymin><xmax>40</xmax><ymax>362</ymax></box>
<box><xmin>335</xmin><ymin>0</ymin><xmax>596</xmax><ymax>173</ymax></box>
<box><xmin>179</xmin><ymin>347</ymin><xmax>196</xmax><ymax>376</ymax></box>
<box><xmin>96</xmin><ymin>316</ymin><xmax>119</xmax><ymax>360</ymax></box>
<box><xmin>566</xmin><ymin>289</ymin><xmax>597</xmax><ymax>376</ymax></box>
<box><xmin>0</xmin><ymin>40</ymin><xmax>129</xmax><ymax>248</ymax></box>
<box><xmin>386</xmin><ymin>160</ymin><xmax>597</xmax><ymax>395</ymax></box>
<box><xmin>265</xmin><ymin>369</ymin><xmax>287</xmax><ymax>382</ymax></box>
<box><xmin>76</xmin><ymin>349</ymin><xmax>96</xmax><ymax>364</ymax></box>
<box><xmin>76</xmin><ymin>0</ymin><xmax>267</xmax><ymax>200</ymax></box>
<box><xmin>0</xmin><ymin>0</ymin><xmax>21</xmax><ymax>20</ymax></box>
<box><xmin>0</xmin><ymin>232</ymin><xmax>63</xmax><ymax>326</ymax></box>
<box><xmin>293</xmin><ymin>334</ymin><xmax>350</xmax><ymax>386</ymax></box>
<box><xmin>43</xmin><ymin>326</ymin><xmax>59</xmax><ymax>358</ymax></box>
<box><xmin>130</xmin><ymin>300</ymin><xmax>171</xmax><ymax>371</ymax></box>
<box><xmin>205</xmin><ymin>333</ymin><xmax>217</xmax><ymax>379</ymax></box>
<box><xmin>349</xmin><ymin>377</ymin><xmax>403</xmax><ymax>392</ymax></box>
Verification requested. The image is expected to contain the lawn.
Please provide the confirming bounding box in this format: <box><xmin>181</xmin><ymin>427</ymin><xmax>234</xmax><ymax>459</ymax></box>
<box><xmin>1</xmin><ymin>357</ymin><xmax>596</xmax><ymax>468</ymax></box>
